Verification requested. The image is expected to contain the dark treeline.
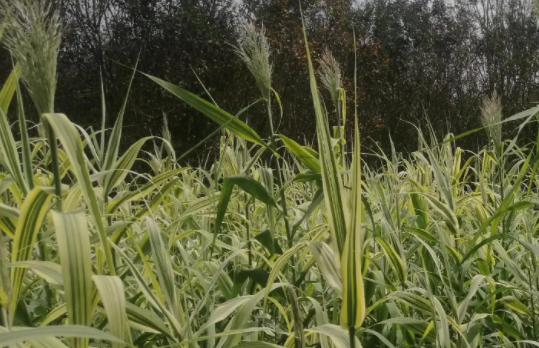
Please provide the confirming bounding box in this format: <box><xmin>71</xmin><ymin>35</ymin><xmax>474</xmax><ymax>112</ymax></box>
<box><xmin>7</xmin><ymin>0</ymin><xmax>539</xmax><ymax>162</ymax></box>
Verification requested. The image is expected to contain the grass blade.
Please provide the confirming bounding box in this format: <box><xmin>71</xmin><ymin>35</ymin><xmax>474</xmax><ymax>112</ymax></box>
<box><xmin>52</xmin><ymin>210</ymin><xmax>95</xmax><ymax>348</ymax></box>
<box><xmin>300</xmin><ymin>10</ymin><xmax>347</xmax><ymax>257</ymax></box>
<box><xmin>10</xmin><ymin>187</ymin><xmax>52</xmax><ymax>316</ymax></box>
<box><xmin>42</xmin><ymin>113</ymin><xmax>114</xmax><ymax>274</ymax></box>
<box><xmin>145</xmin><ymin>73</ymin><xmax>265</xmax><ymax>146</ymax></box>
<box><xmin>93</xmin><ymin>275</ymin><xmax>128</xmax><ymax>348</ymax></box>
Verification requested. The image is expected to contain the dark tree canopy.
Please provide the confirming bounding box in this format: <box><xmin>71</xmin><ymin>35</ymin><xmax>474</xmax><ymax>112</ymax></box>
<box><xmin>6</xmin><ymin>0</ymin><xmax>539</xmax><ymax>163</ymax></box>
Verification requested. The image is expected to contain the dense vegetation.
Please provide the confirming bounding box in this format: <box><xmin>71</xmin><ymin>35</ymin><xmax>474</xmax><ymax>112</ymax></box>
<box><xmin>18</xmin><ymin>0</ymin><xmax>539</xmax><ymax>159</ymax></box>
<box><xmin>2</xmin><ymin>1</ymin><xmax>539</xmax><ymax>348</ymax></box>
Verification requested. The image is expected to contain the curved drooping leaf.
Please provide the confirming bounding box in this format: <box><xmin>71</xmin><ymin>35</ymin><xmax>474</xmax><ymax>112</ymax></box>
<box><xmin>145</xmin><ymin>73</ymin><xmax>264</xmax><ymax>146</ymax></box>
<box><xmin>42</xmin><ymin>113</ymin><xmax>114</xmax><ymax>274</ymax></box>
<box><xmin>309</xmin><ymin>242</ymin><xmax>342</xmax><ymax>295</ymax></box>
<box><xmin>0</xmin><ymin>66</ymin><xmax>28</xmax><ymax>194</ymax></box>
<box><xmin>307</xmin><ymin>324</ymin><xmax>361</xmax><ymax>348</ymax></box>
<box><xmin>93</xmin><ymin>275</ymin><xmax>128</xmax><ymax>348</ymax></box>
<box><xmin>106</xmin><ymin>168</ymin><xmax>183</xmax><ymax>214</ymax></box>
<box><xmin>278</xmin><ymin>134</ymin><xmax>320</xmax><ymax>173</ymax></box>
<box><xmin>214</xmin><ymin>174</ymin><xmax>277</xmax><ymax>237</ymax></box>
<box><xmin>9</xmin><ymin>261</ymin><xmax>63</xmax><ymax>287</ymax></box>
<box><xmin>103</xmin><ymin>136</ymin><xmax>153</xmax><ymax>195</ymax></box>
<box><xmin>0</xmin><ymin>325</ymin><xmax>122</xmax><ymax>347</ymax></box>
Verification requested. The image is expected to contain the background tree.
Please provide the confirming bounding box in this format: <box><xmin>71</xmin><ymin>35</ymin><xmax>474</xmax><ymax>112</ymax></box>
<box><xmin>4</xmin><ymin>0</ymin><xmax>539</xmax><ymax>163</ymax></box>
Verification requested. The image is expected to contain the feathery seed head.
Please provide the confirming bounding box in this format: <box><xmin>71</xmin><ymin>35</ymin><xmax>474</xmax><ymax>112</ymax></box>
<box><xmin>480</xmin><ymin>92</ymin><xmax>502</xmax><ymax>151</ymax></box>
<box><xmin>319</xmin><ymin>49</ymin><xmax>342</xmax><ymax>106</ymax></box>
<box><xmin>2</xmin><ymin>0</ymin><xmax>62</xmax><ymax>115</ymax></box>
<box><xmin>162</xmin><ymin>113</ymin><xmax>172</xmax><ymax>145</ymax></box>
<box><xmin>236</xmin><ymin>23</ymin><xmax>272</xmax><ymax>99</ymax></box>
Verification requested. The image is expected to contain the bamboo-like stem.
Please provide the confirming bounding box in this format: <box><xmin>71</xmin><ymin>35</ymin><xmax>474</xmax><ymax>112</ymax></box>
<box><xmin>266</xmin><ymin>98</ymin><xmax>295</xmax><ymax>282</ymax></box>
<box><xmin>336</xmin><ymin>99</ymin><xmax>345</xmax><ymax>167</ymax></box>
<box><xmin>245</xmin><ymin>194</ymin><xmax>252</xmax><ymax>266</ymax></box>
<box><xmin>15</xmin><ymin>69</ymin><xmax>33</xmax><ymax>191</ymax></box>
<box><xmin>45</xmin><ymin>121</ymin><xmax>62</xmax><ymax>211</ymax></box>
<box><xmin>349</xmin><ymin>326</ymin><xmax>356</xmax><ymax>348</ymax></box>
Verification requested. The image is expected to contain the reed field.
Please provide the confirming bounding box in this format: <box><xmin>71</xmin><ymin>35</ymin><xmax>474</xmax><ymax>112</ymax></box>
<box><xmin>2</xmin><ymin>1</ymin><xmax>539</xmax><ymax>347</ymax></box>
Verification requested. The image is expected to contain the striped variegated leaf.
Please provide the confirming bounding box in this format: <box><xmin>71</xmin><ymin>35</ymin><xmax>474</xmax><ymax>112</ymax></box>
<box><xmin>0</xmin><ymin>325</ymin><xmax>122</xmax><ymax>347</ymax></box>
<box><xmin>340</xmin><ymin>112</ymin><xmax>365</xmax><ymax>329</ymax></box>
<box><xmin>52</xmin><ymin>210</ymin><xmax>95</xmax><ymax>348</ymax></box>
<box><xmin>307</xmin><ymin>324</ymin><xmax>361</xmax><ymax>348</ymax></box>
<box><xmin>278</xmin><ymin>134</ymin><xmax>320</xmax><ymax>173</ymax></box>
<box><xmin>106</xmin><ymin>168</ymin><xmax>183</xmax><ymax>213</ymax></box>
<box><xmin>42</xmin><ymin>113</ymin><xmax>114</xmax><ymax>274</ymax></box>
<box><xmin>309</xmin><ymin>242</ymin><xmax>342</xmax><ymax>295</ymax></box>
<box><xmin>93</xmin><ymin>275</ymin><xmax>128</xmax><ymax>348</ymax></box>
<box><xmin>300</xmin><ymin>12</ymin><xmax>346</xmax><ymax>257</ymax></box>
<box><xmin>0</xmin><ymin>67</ymin><xmax>28</xmax><ymax>194</ymax></box>
<box><xmin>146</xmin><ymin>216</ymin><xmax>181</xmax><ymax>321</ymax></box>
<box><xmin>103</xmin><ymin>136</ymin><xmax>152</xmax><ymax>195</ymax></box>
<box><xmin>376</xmin><ymin>237</ymin><xmax>407</xmax><ymax>285</ymax></box>
<box><xmin>111</xmin><ymin>242</ymin><xmax>183</xmax><ymax>339</ymax></box>
<box><xmin>0</xmin><ymin>65</ymin><xmax>20</xmax><ymax>113</ymax></box>
<box><xmin>10</xmin><ymin>187</ymin><xmax>52</xmax><ymax>315</ymax></box>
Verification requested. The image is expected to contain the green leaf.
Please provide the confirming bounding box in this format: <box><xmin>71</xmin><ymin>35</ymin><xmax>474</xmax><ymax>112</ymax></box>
<box><xmin>499</xmin><ymin>296</ymin><xmax>529</xmax><ymax>315</ymax></box>
<box><xmin>376</xmin><ymin>237</ymin><xmax>407</xmax><ymax>284</ymax></box>
<box><xmin>145</xmin><ymin>73</ymin><xmax>264</xmax><ymax>145</ymax></box>
<box><xmin>214</xmin><ymin>174</ymin><xmax>277</xmax><ymax>237</ymax></box>
<box><xmin>307</xmin><ymin>324</ymin><xmax>362</xmax><ymax>348</ymax></box>
<box><xmin>264</xmin><ymin>243</ymin><xmax>307</xmax><ymax>304</ymax></box>
<box><xmin>0</xmin><ymin>65</ymin><xmax>19</xmax><ymax>113</ymax></box>
<box><xmin>9</xmin><ymin>261</ymin><xmax>63</xmax><ymax>287</ymax></box>
<box><xmin>146</xmin><ymin>216</ymin><xmax>181</xmax><ymax>321</ymax></box>
<box><xmin>291</xmin><ymin>188</ymin><xmax>323</xmax><ymax>238</ymax></box>
<box><xmin>233</xmin><ymin>342</ymin><xmax>284</xmax><ymax>348</ymax></box>
<box><xmin>93</xmin><ymin>276</ymin><xmax>128</xmax><ymax>348</ymax></box>
<box><xmin>456</xmin><ymin>275</ymin><xmax>485</xmax><ymax>324</ymax></box>
<box><xmin>197</xmin><ymin>296</ymin><xmax>252</xmax><ymax>335</ymax></box>
<box><xmin>461</xmin><ymin>232</ymin><xmax>539</xmax><ymax>266</ymax></box>
<box><xmin>42</xmin><ymin>113</ymin><xmax>114</xmax><ymax>274</ymax></box>
<box><xmin>111</xmin><ymin>242</ymin><xmax>183</xmax><ymax>339</ymax></box>
<box><xmin>278</xmin><ymin>134</ymin><xmax>321</xmax><ymax>172</ymax></box>
<box><xmin>219</xmin><ymin>283</ymin><xmax>286</xmax><ymax>348</ymax></box>
<box><xmin>52</xmin><ymin>210</ymin><xmax>95</xmax><ymax>348</ymax></box>
<box><xmin>341</xmin><ymin>98</ymin><xmax>365</xmax><ymax>329</ymax></box>
<box><xmin>388</xmin><ymin>291</ymin><xmax>433</xmax><ymax>314</ymax></box>
<box><xmin>103</xmin><ymin>136</ymin><xmax>153</xmax><ymax>195</ymax></box>
<box><xmin>0</xmin><ymin>66</ymin><xmax>28</xmax><ymax>194</ymax></box>
<box><xmin>376</xmin><ymin>317</ymin><xmax>434</xmax><ymax>340</ymax></box>
<box><xmin>432</xmin><ymin>296</ymin><xmax>450</xmax><ymax>348</ymax></box>
<box><xmin>0</xmin><ymin>325</ymin><xmax>123</xmax><ymax>347</ymax></box>
<box><xmin>106</xmin><ymin>168</ymin><xmax>183</xmax><ymax>214</ymax></box>
<box><xmin>309</xmin><ymin>242</ymin><xmax>342</xmax><ymax>295</ymax></box>
<box><xmin>103</xmin><ymin>58</ymin><xmax>139</xmax><ymax>172</ymax></box>
<box><xmin>300</xmin><ymin>10</ymin><xmax>347</xmax><ymax>257</ymax></box>
<box><xmin>231</xmin><ymin>268</ymin><xmax>269</xmax><ymax>298</ymax></box>
<box><xmin>0</xmin><ymin>203</ymin><xmax>19</xmax><ymax>220</ymax></box>
<box><xmin>124</xmin><ymin>302</ymin><xmax>174</xmax><ymax>340</ymax></box>
<box><xmin>293</xmin><ymin>172</ymin><xmax>321</xmax><ymax>183</ymax></box>
<box><xmin>254</xmin><ymin>230</ymin><xmax>283</xmax><ymax>256</ymax></box>
<box><xmin>10</xmin><ymin>187</ymin><xmax>53</xmax><ymax>315</ymax></box>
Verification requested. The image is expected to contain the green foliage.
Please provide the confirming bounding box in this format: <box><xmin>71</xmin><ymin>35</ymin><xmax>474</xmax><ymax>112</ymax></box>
<box><xmin>2</xmin><ymin>2</ymin><xmax>539</xmax><ymax>348</ymax></box>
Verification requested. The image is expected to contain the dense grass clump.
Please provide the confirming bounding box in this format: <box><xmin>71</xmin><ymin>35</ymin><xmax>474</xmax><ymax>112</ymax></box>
<box><xmin>2</xmin><ymin>1</ymin><xmax>539</xmax><ymax>348</ymax></box>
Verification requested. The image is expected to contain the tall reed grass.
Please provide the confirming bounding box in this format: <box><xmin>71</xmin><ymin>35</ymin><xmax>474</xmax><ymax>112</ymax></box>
<box><xmin>1</xmin><ymin>1</ymin><xmax>539</xmax><ymax>347</ymax></box>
